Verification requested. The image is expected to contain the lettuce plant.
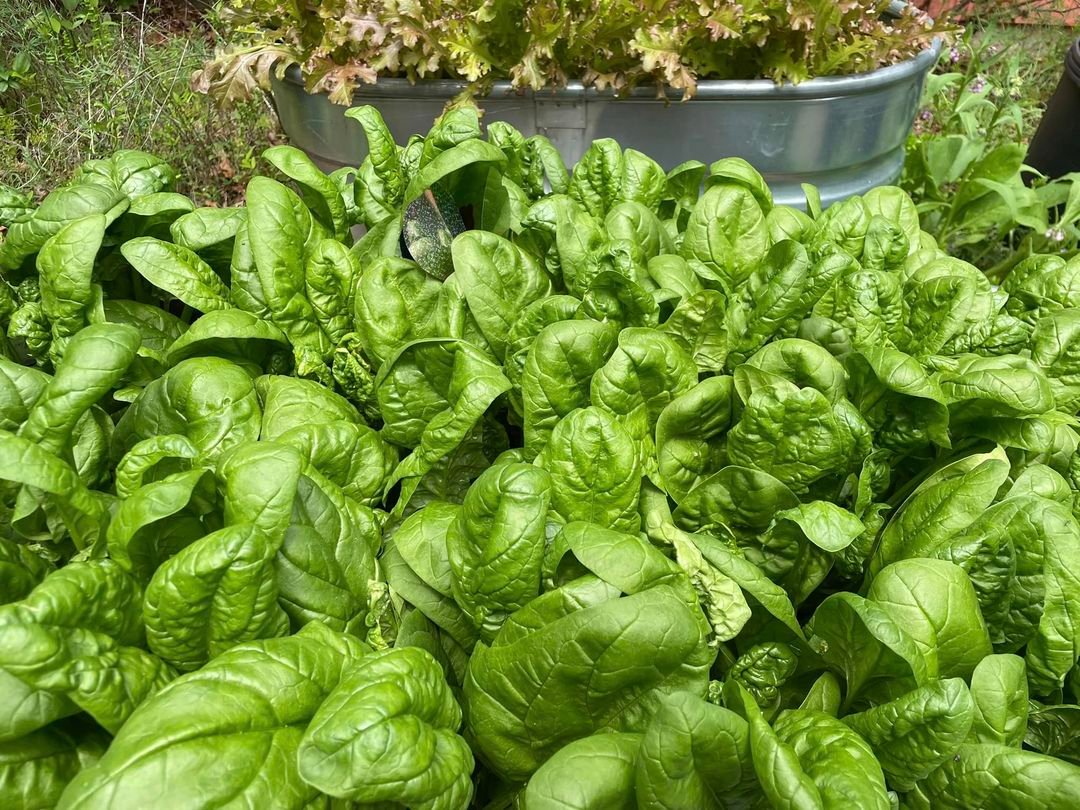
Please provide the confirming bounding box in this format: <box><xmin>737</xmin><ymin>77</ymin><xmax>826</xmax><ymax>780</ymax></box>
<box><xmin>195</xmin><ymin>0</ymin><xmax>952</xmax><ymax>104</ymax></box>
<box><xmin>3</xmin><ymin>108</ymin><xmax>1080</xmax><ymax>807</ymax></box>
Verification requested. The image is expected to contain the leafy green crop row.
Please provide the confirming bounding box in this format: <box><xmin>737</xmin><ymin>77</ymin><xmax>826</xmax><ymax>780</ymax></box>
<box><xmin>2</xmin><ymin>105</ymin><xmax>1080</xmax><ymax>808</ymax></box>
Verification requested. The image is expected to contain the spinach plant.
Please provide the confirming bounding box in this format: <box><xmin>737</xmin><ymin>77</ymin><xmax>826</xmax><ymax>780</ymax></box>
<box><xmin>0</xmin><ymin>107</ymin><xmax>1079</xmax><ymax>808</ymax></box>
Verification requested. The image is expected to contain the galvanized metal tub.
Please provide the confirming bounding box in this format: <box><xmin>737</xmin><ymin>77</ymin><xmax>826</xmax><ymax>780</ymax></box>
<box><xmin>270</xmin><ymin>5</ymin><xmax>940</xmax><ymax>208</ymax></box>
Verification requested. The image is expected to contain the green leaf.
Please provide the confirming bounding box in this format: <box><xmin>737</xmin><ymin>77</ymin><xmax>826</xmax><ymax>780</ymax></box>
<box><xmin>447</xmin><ymin>464</ymin><xmax>551</xmax><ymax>641</ymax></box>
<box><xmin>591</xmin><ymin>327</ymin><xmax>697</xmax><ymax>480</ymax></box>
<box><xmin>383</xmin><ymin>541</ymin><xmax>478</xmax><ymax>652</ymax></box>
<box><xmin>525</xmin><ymin>733</ymin><xmax>640</xmax><ymax>809</ymax></box>
<box><xmin>37</xmin><ymin>215</ymin><xmax>105</xmax><ymax>362</ymax></box>
<box><xmin>19</xmin><ymin>323</ymin><xmax>140</xmax><ymax>458</ymax></box>
<box><xmin>120</xmin><ymin>237</ymin><xmax>231</xmax><ymax>313</ymax></box>
<box><xmin>773</xmin><ymin>502</ymin><xmax>864</xmax><ymax>553</ymax></box>
<box><xmin>143</xmin><ymin>524</ymin><xmax>289</xmax><ymax>671</ymax></box>
<box><xmin>655</xmin><ymin>376</ymin><xmax>733</xmax><ymax>503</ymax></box>
<box><xmin>56</xmin><ymin>625</ymin><xmax>369</xmax><ymax>809</ymax></box>
<box><xmin>0</xmin><ymin>721</ymin><xmax>108</xmax><ymax>810</ymax></box>
<box><xmin>346</xmin><ymin>106</ymin><xmax>404</xmax><ymax>225</ymax></box>
<box><xmin>869</xmin><ymin>449</ymin><xmax>1011</xmax><ymax>579</ymax></box>
<box><xmin>682</xmin><ymin>528</ymin><xmax>805</xmax><ymax>641</ymax></box>
<box><xmin>263</xmin><ymin>145</ymin><xmax>348</xmax><ymax>240</ymax></box>
<box><xmin>522</xmin><ymin>318</ymin><xmax>619</xmax><ymax>460</ymax></box>
<box><xmin>297</xmin><ymin>647</ymin><xmax>473</xmax><ymax>807</ymax></box>
<box><xmin>393</xmin><ymin>501</ymin><xmax>459</xmax><ymax>597</ymax></box>
<box><xmin>726</xmin><ymin>381</ymin><xmax>869</xmax><ymax>495</ymax></box>
<box><xmin>114</xmin><ymin>358</ymin><xmax>261</xmax><ymax>460</ymax></box>
<box><xmin>680</xmin><ymin>184</ymin><xmax>767</xmax><ymax>291</ymax></box>
<box><xmin>403</xmin><ymin>139</ymin><xmax>507</xmax><ymax>204</ymax></box>
<box><xmin>913</xmin><ymin>744</ymin><xmax>1080</xmax><ymax>808</ymax></box>
<box><xmin>169</xmin><ymin>207</ymin><xmax>245</xmax><ymax>258</ymax></box>
<box><xmin>725</xmin><ymin>240</ymin><xmax>812</xmax><ymax>366</ymax></box>
<box><xmin>164</xmin><ymin>309</ymin><xmax>289</xmax><ymax>368</ymax></box>
<box><xmin>541</xmin><ymin>406</ymin><xmax>641</xmax><ymax>534</ymax></box>
<box><xmin>379</xmin><ymin>339</ymin><xmax>511</xmax><ymax>507</ymax></box>
<box><xmin>450</xmin><ymin>231</ymin><xmax>552</xmax><ymax>362</ymax></box>
<box><xmin>735</xmin><ymin>685</ymin><xmax>891</xmax><ymax>810</ymax></box>
<box><xmin>808</xmin><ymin>592</ymin><xmax>933</xmax><ymax>707</ymax></box>
<box><xmin>674</xmin><ymin>465</ymin><xmax>799</xmax><ymax>542</ymax></box>
<box><xmin>707</xmin><ymin>157</ymin><xmax>773</xmax><ymax>212</ymax></box>
<box><xmin>276</xmin><ymin>421</ymin><xmax>397</xmax><ymax>508</ymax></box>
<box><xmin>636</xmin><ymin>691</ymin><xmax>759</xmax><ymax>809</ymax></box>
<box><xmin>569</xmin><ymin>138</ymin><xmax>623</xmax><ymax>217</ymax></box>
<box><xmin>354</xmin><ymin>257</ymin><xmax>445</xmax><ymax>366</ymax></box>
<box><xmin>245</xmin><ymin>176</ymin><xmax>330</xmax><ymax>356</ymax></box>
<box><xmin>867</xmin><ymin>559</ymin><xmax>992</xmax><ymax>680</ymax></box>
<box><xmin>843</xmin><ymin>678</ymin><xmax>974</xmax><ymax>790</ymax></box>
<box><xmin>107</xmin><ymin>467</ymin><xmax>212</xmax><ymax>582</ymax></box>
<box><xmin>0</xmin><ymin>183</ymin><xmax>127</xmax><ymax>275</ymax></box>
<box><xmin>304</xmin><ymin>238</ymin><xmax>360</xmax><ymax>345</ymax></box>
<box><xmin>0</xmin><ymin>431</ymin><xmax>106</xmax><ymax>550</ymax></box>
<box><xmin>256</xmin><ymin>374</ymin><xmax>358</xmax><ymax>440</ymax></box>
<box><xmin>0</xmin><ymin>561</ymin><xmax>172</xmax><ymax>742</ymax></box>
<box><xmin>970</xmin><ymin>654</ymin><xmax>1028</xmax><ymax>747</ymax></box>
<box><xmin>463</xmin><ymin>583</ymin><xmax>712</xmax><ymax>781</ymax></box>
<box><xmin>799</xmin><ymin>672</ymin><xmax>842</xmax><ymax>715</ymax></box>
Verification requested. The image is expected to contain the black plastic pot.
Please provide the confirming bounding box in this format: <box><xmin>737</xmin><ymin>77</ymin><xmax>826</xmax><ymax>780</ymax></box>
<box><xmin>1026</xmin><ymin>38</ymin><xmax>1080</xmax><ymax>180</ymax></box>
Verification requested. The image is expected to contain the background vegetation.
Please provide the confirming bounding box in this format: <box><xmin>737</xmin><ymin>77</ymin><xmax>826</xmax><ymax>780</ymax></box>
<box><xmin>0</xmin><ymin>0</ymin><xmax>279</xmax><ymax>206</ymax></box>
<box><xmin>0</xmin><ymin>0</ymin><xmax>1075</xmax><ymax>222</ymax></box>
<box><xmin>901</xmin><ymin>16</ymin><xmax>1078</xmax><ymax>272</ymax></box>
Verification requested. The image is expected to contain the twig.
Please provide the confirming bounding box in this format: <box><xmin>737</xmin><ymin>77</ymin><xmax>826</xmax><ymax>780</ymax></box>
<box><xmin>139</xmin><ymin>0</ymin><xmax>147</xmax><ymax>63</ymax></box>
<box><xmin>147</xmin><ymin>36</ymin><xmax>192</xmax><ymax>149</ymax></box>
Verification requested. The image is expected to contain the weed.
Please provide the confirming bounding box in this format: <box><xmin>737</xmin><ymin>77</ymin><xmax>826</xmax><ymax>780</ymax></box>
<box><xmin>902</xmin><ymin>22</ymin><xmax>1080</xmax><ymax>271</ymax></box>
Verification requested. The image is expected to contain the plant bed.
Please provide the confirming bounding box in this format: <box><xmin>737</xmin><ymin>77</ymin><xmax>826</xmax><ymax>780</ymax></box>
<box><xmin>4</xmin><ymin>108</ymin><xmax>1080</xmax><ymax>808</ymax></box>
<box><xmin>201</xmin><ymin>0</ymin><xmax>948</xmax><ymax>208</ymax></box>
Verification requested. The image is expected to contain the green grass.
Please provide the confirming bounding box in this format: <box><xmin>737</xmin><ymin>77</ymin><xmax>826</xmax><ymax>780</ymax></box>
<box><xmin>969</xmin><ymin>22</ymin><xmax>1076</xmax><ymax>138</ymax></box>
<box><xmin>0</xmin><ymin>0</ymin><xmax>281</xmax><ymax>206</ymax></box>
